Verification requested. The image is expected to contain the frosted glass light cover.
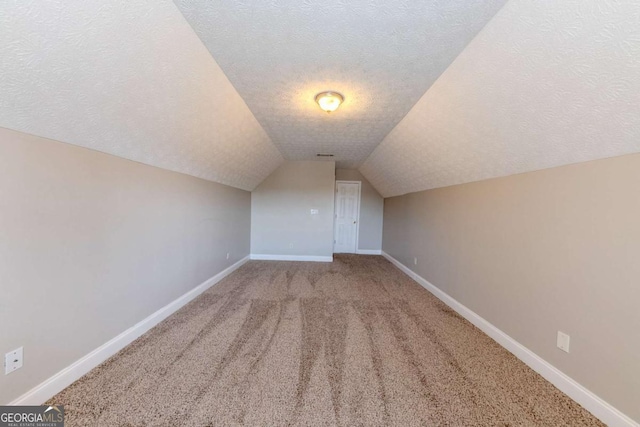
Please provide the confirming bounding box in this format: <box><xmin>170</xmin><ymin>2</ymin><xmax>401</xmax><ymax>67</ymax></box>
<box><xmin>315</xmin><ymin>92</ymin><xmax>344</xmax><ymax>113</ymax></box>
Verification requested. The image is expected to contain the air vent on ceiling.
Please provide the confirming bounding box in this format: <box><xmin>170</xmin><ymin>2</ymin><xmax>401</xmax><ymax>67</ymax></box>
<box><xmin>316</xmin><ymin>153</ymin><xmax>334</xmax><ymax>157</ymax></box>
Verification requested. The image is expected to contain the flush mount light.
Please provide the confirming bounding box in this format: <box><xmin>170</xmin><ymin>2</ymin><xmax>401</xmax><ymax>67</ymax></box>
<box><xmin>315</xmin><ymin>91</ymin><xmax>344</xmax><ymax>113</ymax></box>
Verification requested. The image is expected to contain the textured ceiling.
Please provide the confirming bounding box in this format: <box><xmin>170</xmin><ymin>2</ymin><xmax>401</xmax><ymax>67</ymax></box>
<box><xmin>361</xmin><ymin>0</ymin><xmax>640</xmax><ymax>197</ymax></box>
<box><xmin>3</xmin><ymin>0</ymin><xmax>638</xmax><ymax>196</ymax></box>
<box><xmin>173</xmin><ymin>0</ymin><xmax>508</xmax><ymax>169</ymax></box>
<box><xmin>0</xmin><ymin>0</ymin><xmax>283</xmax><ymax>191</ymax></box>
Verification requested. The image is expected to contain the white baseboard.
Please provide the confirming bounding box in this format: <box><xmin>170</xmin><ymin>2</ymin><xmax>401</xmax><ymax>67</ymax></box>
<box><xmin>381</xmin><ymin>251</ymin><xmax>638</xmax><ymax>427</ymax></box>
<box><xmin>356</xmin><ymin>249</ymin><xmax>382</xmax><ymax>255</ymax></box>
<box><xmin>250</xmin><ymin>254</ymin><xmax>333</xmax><ymax>262</ymax></box>
<box><xmin>8</xmin><ymin>256</ymin><xmax>249</xmax><ymax>406</ymax></box>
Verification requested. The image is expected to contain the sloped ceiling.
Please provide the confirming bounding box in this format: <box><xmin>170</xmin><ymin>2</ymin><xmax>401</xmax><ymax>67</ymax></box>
<box><xmin>174</xmin><ymin>0</ymin><xmax>508</xmax><ymax>169</ymax></box>
<box><xmin>361</xmin><ymin>0</ymin><xmax>640</xmax><ymax>197</ymax></box>
<box><xmin>0</xmin><ymin>0</ymin><xmax>283</xmax><ymax>191</ymax></box>
<box><xmin>2</xmin><ymin>1</ymin><xmax>638</xmax><ymax>196</ymax></box>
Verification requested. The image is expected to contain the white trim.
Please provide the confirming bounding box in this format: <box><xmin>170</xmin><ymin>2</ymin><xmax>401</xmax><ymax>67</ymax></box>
<box><xmin>334</xmin><ymin>180</ymin><xmax>361</xmax><ymax>254</ymax></box>
<box><xmin>8</xmin><ymin>256</ymin><xmax>250</xmax><ymax>406</ymax></box>
<box><xmin>381</xmin><ymin>251</ymin><xmax>638</xmax><ymax>427</ymax></box>
<box><xmin>250</xmin><ymin>254</ymin><xmax>333</xmax><ymax>262</ymax></box>
<box><xmin>356</xmin><ymin>249</ymin><xmax>382</xmax><ymax>255</ymax></box>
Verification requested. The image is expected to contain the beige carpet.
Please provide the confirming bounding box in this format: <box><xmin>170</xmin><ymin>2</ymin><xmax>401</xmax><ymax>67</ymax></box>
<box><xmin>49</xmin><ymin>255</ymin><xmax>602</xmax><ymax>426</ymax></box>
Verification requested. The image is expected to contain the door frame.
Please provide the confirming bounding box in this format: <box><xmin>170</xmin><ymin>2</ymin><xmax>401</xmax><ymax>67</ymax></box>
<box><xmin>334</xmin><ymin>180</ymin><xmax>361</xmax><ymax>254</ymax></box>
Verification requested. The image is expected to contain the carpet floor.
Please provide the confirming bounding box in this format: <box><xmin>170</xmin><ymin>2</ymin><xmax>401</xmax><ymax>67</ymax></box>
<box><xmin>49</xmin><ymin>255</ymin><xmax>602</xmax><ymax>426</ymax></box>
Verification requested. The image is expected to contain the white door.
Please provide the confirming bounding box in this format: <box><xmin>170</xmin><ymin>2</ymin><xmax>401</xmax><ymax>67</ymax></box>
<box><xmin>334</xmin><ymin>181</ymin><xmax>361</xmax><ymax>253</ymax></box>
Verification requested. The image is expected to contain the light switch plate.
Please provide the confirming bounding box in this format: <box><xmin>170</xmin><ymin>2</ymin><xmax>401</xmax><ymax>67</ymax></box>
<box><xmin>557</xmin><ymin>331</ymin><xmax>570</xmax><ymax>353</ymax></box>
<box><xmin>310</xmin><ymin>209</ymin><xmax>319</xmax><ymax>215</ymax></box>
<box><xmin>5</xmin><ymin>347</ymin><xmax>23</xmax><ymax>375</ymax></box>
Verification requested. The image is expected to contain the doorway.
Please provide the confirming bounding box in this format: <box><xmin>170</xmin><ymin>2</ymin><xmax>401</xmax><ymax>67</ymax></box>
<box><xmin>334</xmin><ymin>180</ymin><xmax>361</xmax><ymax>253</ymax></box>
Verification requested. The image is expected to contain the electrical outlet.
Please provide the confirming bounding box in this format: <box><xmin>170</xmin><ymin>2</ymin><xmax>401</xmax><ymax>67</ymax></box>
<box><xmin>289</xmin><ymin>243</ymin><xmax>294</xmax><ymax>248</ymax></box>
<box><xmin>310</xmin><ymin>209</ymin><xmax>319</xmax><ymax>215</ymax></box>
<box><xmin>5</xmin><ymin>347</ymin><xmax>23</xmax><ymax>375</ymax></box>
<box><xmin>226</xmin><ymin>252</ymin><xmax>230</xmax><ymax>260</ymax></box>
<box><xmin>414</xmin><ymin>257</ymin><xmax>418</xmax><ymax>265</ymax></box>
<box><xmin>557</xmin><ymin>331</ymin><xmax>570</xmax><ymax>353</ymax></box>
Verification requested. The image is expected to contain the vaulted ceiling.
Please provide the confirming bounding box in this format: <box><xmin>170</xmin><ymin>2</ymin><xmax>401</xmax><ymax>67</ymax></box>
<box><xmin>0</xmin><ymin>0</ymin><xmax>283</xmax><ymax>191</ymax></box>
<box><xmin>173</xmin><ymin>0</ymin><xmax>507</xmax><ymax>169</ymax></box>
<box><xmin>1</xmin><ymin>0</ymin><xmax>639</xmax><ymax>196</ymax></box>
<box><xmin>361</xmin><ymin>0</ymin><xmax>640</xmax><ymax>196</ymax></box>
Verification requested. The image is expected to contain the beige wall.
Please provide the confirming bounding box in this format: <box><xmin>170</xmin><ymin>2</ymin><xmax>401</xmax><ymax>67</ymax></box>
<box><xmin>336</xmin><ymin>169</ymin><xmax>383</xmax><ymax>251</ymax></box>
<box><xmin>251</xmin><ymin>161</ymin><xmax>335</xmax><ymax>258</ymax></box>
<box><xmin>383</xmin><ymin>153</ymin><xmax>640</xmax><ymax>422</ymax></box>
<box><xmin>0</xmin><ymin>127</ymin><xmax>251</xmax><ymax>404</ymax></box>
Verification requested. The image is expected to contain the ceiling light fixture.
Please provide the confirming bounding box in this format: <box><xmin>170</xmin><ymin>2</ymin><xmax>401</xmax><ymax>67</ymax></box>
<box><xmin>315</xmin><ymin>91</ymin><xmax>344</xmax><ymax>113</ymax></box>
